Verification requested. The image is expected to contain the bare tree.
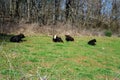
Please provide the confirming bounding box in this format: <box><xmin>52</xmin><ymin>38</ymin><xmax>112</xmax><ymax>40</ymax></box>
<box><xmin>54</xmin><ymin>0</ymin><xmax>60</xmax><ymax>24</ymax></box>
<box><xmin>27</xmin><ymin>0</ymin><xmax>30</xmax><ymax>22</ymax></box>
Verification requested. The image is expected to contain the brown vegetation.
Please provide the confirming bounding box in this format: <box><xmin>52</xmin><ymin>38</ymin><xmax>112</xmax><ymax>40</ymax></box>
<box><xmin>0</xmin><ymin>22</ymin><xmax>106</xmax><ymax>36</ymax></box>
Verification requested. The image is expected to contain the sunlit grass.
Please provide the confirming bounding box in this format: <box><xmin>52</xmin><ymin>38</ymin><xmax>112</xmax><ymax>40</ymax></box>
<box><xmin>0</xmin><ymin>35</ymin><xmax>120</xmax><ymax>80</ymax></box>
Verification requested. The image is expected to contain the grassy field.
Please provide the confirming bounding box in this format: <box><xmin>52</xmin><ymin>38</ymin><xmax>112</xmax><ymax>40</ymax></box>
<box><xmin>0</xmin><ymin>35</ymin><xmax>120</xmax><ymax>80</ymax></box>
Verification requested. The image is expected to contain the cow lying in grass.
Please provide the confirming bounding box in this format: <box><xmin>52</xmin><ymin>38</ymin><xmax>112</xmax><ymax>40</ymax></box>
<box><xmin>65</xmin><ymin>35</ymin><xmax>74</xmax><ymax>41</ymax></box>
<box><xmin>88</xmin><ymin>39</ymin><xmax>96</xmax><ymax>46</ymax></box>
<box><xmin>53</xmin><ymin>35</ymin><xmax>63</xmax><ymax>42</ymax></box>
<box><xmin>10</xmin><ymin>33</ymin><xmax>25</xmax><ymax>42</ymax></box>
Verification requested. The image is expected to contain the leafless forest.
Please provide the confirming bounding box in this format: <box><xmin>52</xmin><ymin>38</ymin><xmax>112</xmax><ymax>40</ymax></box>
<box><xmin>0</xmin><ymin>0</ymin><xmax>120</xmax><ymax>36</ymax></box>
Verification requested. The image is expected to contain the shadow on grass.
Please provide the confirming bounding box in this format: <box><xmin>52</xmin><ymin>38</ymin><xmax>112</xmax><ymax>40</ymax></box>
<box><xmin>0</xmin><ymin>33</ymin><xmax>26</xmax><ymax>43</ymax></box>
<box><xmin>0</xmin><ymin>33</ymin><xmax>14</xmax><ymax>42</ymax></box>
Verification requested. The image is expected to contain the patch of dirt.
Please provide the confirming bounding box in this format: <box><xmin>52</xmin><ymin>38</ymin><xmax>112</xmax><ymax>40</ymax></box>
<box><xmin>0</xmin><ymin>74</ymin><xmax>4</xmax><ymax>80</ymax></box>
<box><xmin>65</xmin><ymin>56</ymin><xmax>104</xmax><ymax>68</ymax></box>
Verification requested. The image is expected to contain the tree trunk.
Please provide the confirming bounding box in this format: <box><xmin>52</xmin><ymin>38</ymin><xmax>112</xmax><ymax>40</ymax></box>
<box><xmin>65</xmin><ymin>0</ymin><xmax>71</xmax><ymax>21</ymax></box>
<box><xmin>54</xmin><ymin>0</ymin><xmax>60</xmax><ymax>24</ymax></box>
<box><xmin>27</xmin><ymin>0</ymin><xmax>30</xmax><ymax>22</ymax></box>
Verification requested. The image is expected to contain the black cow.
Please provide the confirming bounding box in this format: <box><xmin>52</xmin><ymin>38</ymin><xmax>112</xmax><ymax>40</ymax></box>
<box><xmin>10</xmin><ymin>33</ymin><xmax>25</xmax><ymax>42</ymax></box>
<box><xmin>65</xmin><ymin>35</ymin><xmax>74</xmax><ymax>41</ymax></box>
<box><xmin>53</xmin><ymin>35</ymin><xmax>63</xmax><ymax>42</ymax></box>
<box><xmin>88</xmin><ymin>39</ymin><xmax>96</xmax><ymax>46</ymax></box>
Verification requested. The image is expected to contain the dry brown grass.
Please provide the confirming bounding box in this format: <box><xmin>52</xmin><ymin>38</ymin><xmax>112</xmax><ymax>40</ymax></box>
<box><xmin>0</xmin><ymin>22</ymin><xmax>108</xmax><ymax>36</ymax></box>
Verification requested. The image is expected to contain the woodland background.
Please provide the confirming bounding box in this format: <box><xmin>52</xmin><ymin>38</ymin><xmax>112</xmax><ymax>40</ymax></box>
<box><xmin>0</xmin><ymin>0</ymin><xmax>120</xmax><ymax>36</ymax></box>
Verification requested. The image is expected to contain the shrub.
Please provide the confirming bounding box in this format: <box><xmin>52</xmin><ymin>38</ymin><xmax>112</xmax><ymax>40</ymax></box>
<box><xmin>104</xmin><ymin>30</ymin><xmax>112</xmax><ymax>37</ymax></box>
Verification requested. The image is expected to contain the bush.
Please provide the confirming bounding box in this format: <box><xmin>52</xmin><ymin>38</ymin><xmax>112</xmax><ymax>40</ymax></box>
<box><xmin>104</xmin><ymin>30</ymin><xmax>112</xmax><ymax>37</ymax></box>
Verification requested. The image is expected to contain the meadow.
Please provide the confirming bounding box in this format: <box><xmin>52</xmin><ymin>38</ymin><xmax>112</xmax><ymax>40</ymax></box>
<box><xmin>0</xmin><ymin>35</ymin><xmax>120</xmax><ymax>80</ymax></box>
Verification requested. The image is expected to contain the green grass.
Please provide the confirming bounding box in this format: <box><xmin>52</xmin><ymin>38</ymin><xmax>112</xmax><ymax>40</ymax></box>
<box><xmin>0</xmin><ymin>35</ymin><xmax>120</xmax><ymax>80</ymax></box>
